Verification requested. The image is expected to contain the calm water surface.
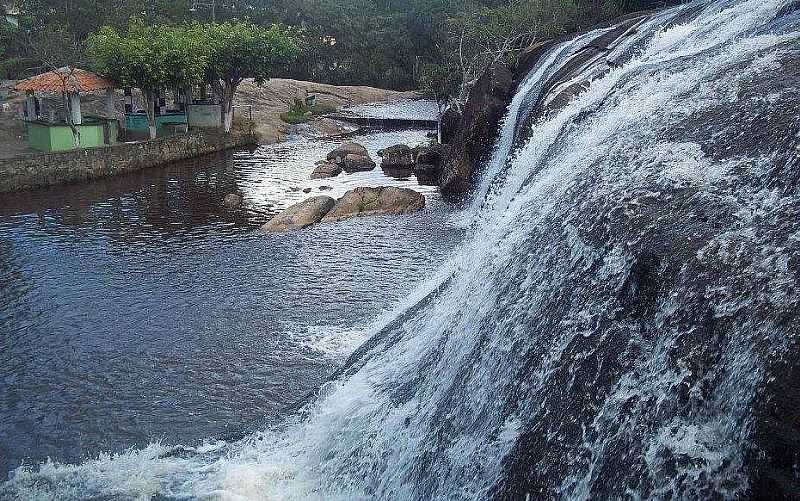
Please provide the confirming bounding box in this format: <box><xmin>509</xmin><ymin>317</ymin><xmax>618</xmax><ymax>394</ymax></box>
<box><xmin>0</xmin><ymin>128</ymin><xmax>465</xmax><ymax>477</ymax></box>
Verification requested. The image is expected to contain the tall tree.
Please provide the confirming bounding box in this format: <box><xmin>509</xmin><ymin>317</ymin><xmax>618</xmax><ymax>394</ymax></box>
<box><xmin>196</xmin><ymin>22</ymin><xmax>300</xmax><ymax>132</ymax></box>
<box><xmin>88</xmin><ymin>23</ymin><xmax>207</xmax><ymax>139</ymax></box>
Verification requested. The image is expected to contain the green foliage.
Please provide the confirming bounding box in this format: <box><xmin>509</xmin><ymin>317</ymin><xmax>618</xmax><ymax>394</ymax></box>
<box><xmin>87</xmin><ymin>22</ymin><xmax>207</xmax><ymax>91</ymax></box>
<box><xmin>419</xmin><ymin>63</ymin><xmax>462</xmax><ymax>109</ymax></box>
<box><xmin>8</xmin><ymin>0</ymin><xmax>684</xmax><ymax>90</ymax></box>
<box><xmin>280</xmin><ymin>98</ymin><xmax>337</xmax><ymax>124</ymax></box>
<box><xmin>195</xmin><ymin>22</ymin><xmax>301</xmax><ymax>87</ymax></box>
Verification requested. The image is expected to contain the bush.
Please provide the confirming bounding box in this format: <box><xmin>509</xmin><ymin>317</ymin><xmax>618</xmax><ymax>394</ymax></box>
<box><xmin>279</xmin><ymin>98</ymin><xmax>337</xmax><ymax>124</ymax></box>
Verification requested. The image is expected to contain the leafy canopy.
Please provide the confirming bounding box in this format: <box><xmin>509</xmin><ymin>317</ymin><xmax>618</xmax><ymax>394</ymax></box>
<box><xmin>196</xmin><ymin>22</ymin><xmax>301</xmax><ymax>86</ymax></box>
<box><xmin>87</xmin><ymin>22</ymin><xmax>207</xmax><ymax>92</ymax></box>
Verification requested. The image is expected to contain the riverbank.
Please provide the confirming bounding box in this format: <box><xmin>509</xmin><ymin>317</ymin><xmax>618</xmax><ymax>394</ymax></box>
<box><xmin>0</xmin><ymin>79</ymin><xmax>417</xmax><ymax>161</ymax></box>
<box><xmin>0</xmin><ymin>129</ymin><xmax>256</xmax><ymax>194</ymax></box>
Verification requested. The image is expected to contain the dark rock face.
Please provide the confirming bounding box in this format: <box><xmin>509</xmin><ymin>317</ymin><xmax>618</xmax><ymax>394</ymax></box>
<box><xmin>413</xmin><ymin>144</ymin><xmax>449</xmax><ymax>186</ymax></box>
<box><xmin>439</xmin><ymin>106</ymin><xmax>462</xmax><ymax>145</ymax></box>
<box><xmin>439</xmin><ymin>62</ymin><xmax>515</xmax><ymax>199</ymax></box>
<box><xmin>413</xmin><ymin>164</ymin><xmax>439</xmax><ymax>186</ymax></box>
<box><xmin>379</xmin><ymin>144</ymin><xmax>414</xmax><ymax>178</ymax></box>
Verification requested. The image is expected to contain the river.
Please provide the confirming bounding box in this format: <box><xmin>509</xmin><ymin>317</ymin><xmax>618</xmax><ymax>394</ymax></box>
<box><xmin>0</xmin><ymin>119</ymin><xmax>464</xmax><ymax>478</ymax></box>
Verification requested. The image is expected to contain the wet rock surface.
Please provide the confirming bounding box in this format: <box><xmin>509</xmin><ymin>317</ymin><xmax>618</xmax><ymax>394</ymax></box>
<box><xmin>341</xmin><ymin>153</ymin><xmax>376</xmax><ymax>173</ymax></box>
<box><xmin>439</xmin><ymin>62</ymin><xmax>515</xmax><ymax>198</ymax></box>
<box><xmin>261</xmin><ymin>195</ymin><xmax>336</xmax><ymax>232</ymax></box>
<box><xmin>322</xmin><ymin>187</ymin><xmax>425</xmax><ymax>223</ymax></box>
<box><xmin>310</xmin><ymin>160</ymin><xmax>342</xmax><ymax>179</ymax></box>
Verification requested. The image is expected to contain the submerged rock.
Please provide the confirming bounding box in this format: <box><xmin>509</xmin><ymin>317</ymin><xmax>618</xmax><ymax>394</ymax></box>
<box><xmin>261</xmin><ymin>196</ymin><xmax>335</xmax><ymax>233</ymax></box>
<box><xmin>311</xmin><ymin>161</ymin><xmax>342</xmax><ymax>179</ymax></box>
<box><xmin>223</xmin><ymin>193</ymin><xmax>242</xmax><ymax>209</ymax></box>
<box><xmin>322</xmin><ymin>187</ymin><xmax>425</xmax><ymax>223</ymax></box>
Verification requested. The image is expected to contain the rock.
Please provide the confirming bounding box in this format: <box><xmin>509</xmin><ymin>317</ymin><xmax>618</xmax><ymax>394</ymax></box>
<box><xmin>412</xmin><ymin>144</ymin><xmax>448</xmax><ymax>186</ymax></box>
<box><xmin>378</xmin><ymin>144</ymin><xmax>414</xmax><ymax>169</ymax></box>
<box><xmin>261</xmin><ymin>196</ymin><xmax>336</xmax><ymax>233</ymax></box>
<box><xmin>382</xmin><ymin>166</ymin><xmax>414</xmax><ymax>179</ymax></box>
<box><xmin>439</xmin><ymin>62</ymin><xmax>514</xmax><ymax>198</ymax></box>
<box><xmin>439</xmin><ymin>106</ymin><xmax>462</xmax><ymax>145</ymax></box>
<box><xmin>223</xmin><ymin>193</ymin><xmax>242</xmax><ymax>209</ymax></box>
<box><xmin>322</xmin><ymin>187</ymin><xmax>425</xmax><ymax>223</ymax></box>
<box><xmin>310</xmin><ymin>160</ymin><xmax>342</xmax><ymax>179</ymax></box>
<box><xmin>326</xmin><ymin>142</ymin><xmax>369</xmax><ymax>164</ymax></box>
<box><xmin>415</xmin><ymin>143</ymin><xmax>449</xmax><ymax>166</ymax></box>
<box><xmin>319</xmin><ymin>185</ymin><xmax>333</xmax><ymax>191</ymax></box>
<box><xmin>303</xmin><ymin>187</ymin><xmax>313</xmax><ymax>193</ymax></box>
<box><xmin>288</xmin><ymin>186</ymin><xmax>301</xmax><ymax>192</ymax></box>
<box><xmin>414</xmin><ymin>164</ymin><xmax>440</xmax><ymax>186</ymax></box>
<box><xmin>342</xmin><ymin>153</ymin><xmax>376</xmax><ymax>173</ymax></box>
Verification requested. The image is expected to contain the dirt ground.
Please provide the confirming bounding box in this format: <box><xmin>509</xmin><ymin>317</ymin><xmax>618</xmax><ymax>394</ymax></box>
<box><xmin>0</xmin><ymin>78</ymin><xmax>417</xmax><ymax>160</ymax></box>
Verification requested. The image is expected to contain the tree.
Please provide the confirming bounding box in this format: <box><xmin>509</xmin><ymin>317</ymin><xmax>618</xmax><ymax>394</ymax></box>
<box><xmin>419</xmin><ymin>62</ymin><xmax>461</xmax><ymax>113</ymax></box>
<box><xmin>88</xmin><ymin>23</ymin><xmax>207</xmax><ymax>139</ymax></box>
<box><xmin>196</xmin><ymin>22</ymin><xmax>300</xmax><ymax>132</ymax></box>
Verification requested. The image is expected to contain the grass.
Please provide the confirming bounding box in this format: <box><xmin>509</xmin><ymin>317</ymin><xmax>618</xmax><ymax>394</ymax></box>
<box><xmin>280</xmin><ymin>99</ymin><xmax>338</xmax><ymax>124</ymax></box>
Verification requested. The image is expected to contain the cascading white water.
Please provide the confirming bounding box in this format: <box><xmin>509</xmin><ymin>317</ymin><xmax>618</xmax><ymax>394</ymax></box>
<box><xmin>4</xmin><ymin>0</ymin><xmax>800</xmax><ymax>499</ymax></box>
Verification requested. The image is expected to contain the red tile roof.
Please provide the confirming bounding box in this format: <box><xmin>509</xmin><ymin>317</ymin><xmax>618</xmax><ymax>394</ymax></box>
<box><xmin>14</xmin><ymin>67</ymin><xmax>115</xmax><ymax>94</ymax></box>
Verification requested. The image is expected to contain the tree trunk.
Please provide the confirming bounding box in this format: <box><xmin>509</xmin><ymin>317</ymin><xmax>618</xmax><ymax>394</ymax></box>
<box><xmin>62</xmin><ymin>92</ymin><xmax>81</xmax><ymax>148</ymax></box>
<box><xmin>222</xmin><ymin>84</ymin><xmax>235</xmax><ymax>133</ymax></box>
<box><xmin>143</xmin><ymin>89</ymin><xmax>158</xmax><ymax>139</ymax></box>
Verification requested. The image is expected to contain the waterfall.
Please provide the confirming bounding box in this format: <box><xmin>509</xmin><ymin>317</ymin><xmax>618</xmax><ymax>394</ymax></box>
<box><xmin>4</xmin><ymin>0</ymin><xmax>800</xmax><ymax>499</ymax></box>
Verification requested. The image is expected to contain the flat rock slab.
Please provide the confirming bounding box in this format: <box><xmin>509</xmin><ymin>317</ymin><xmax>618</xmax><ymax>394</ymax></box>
<box><xmin>322</xmin><ymin>186</ymin><xmax>426</xmax><ymax>223</ymax></box>
<box><xmin>261</xmin><ymin>196</ymin><xmax>336</xmax><ymax>233</ymax></box>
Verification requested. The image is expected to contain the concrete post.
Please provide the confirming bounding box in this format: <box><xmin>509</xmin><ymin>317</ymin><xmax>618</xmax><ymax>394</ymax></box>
<box><xmin>69</xmin><ymin>93</ymin><xmax>82</xmax><ymax>125</ymax></box>
<box><xmin>105</xmin><ymin>89</ymin><xmax>115</xmax><ymax>117</ymax></box>
<box><xmin>25</xmin><ymin>92</ymin><xmax>36</xmax><ymax>121</ymax></box>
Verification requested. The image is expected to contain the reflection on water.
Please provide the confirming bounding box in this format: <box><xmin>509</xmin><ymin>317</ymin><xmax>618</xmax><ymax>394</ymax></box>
<box><xmin>0</xmin><ymin>129</ymin><xmax>464</xmax><ymax>477</ymax></box>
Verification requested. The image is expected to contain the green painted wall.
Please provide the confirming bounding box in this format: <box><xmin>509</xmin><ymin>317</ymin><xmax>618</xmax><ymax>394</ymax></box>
<box><xmin>27</xmin><ymin>120</ymin><xmax>119</xmax><ymax>152</ymax></box>
<box><xmin>125</xmin><ymin>113</ymin><xmax>188</xmax><ymax>134</ymax></box>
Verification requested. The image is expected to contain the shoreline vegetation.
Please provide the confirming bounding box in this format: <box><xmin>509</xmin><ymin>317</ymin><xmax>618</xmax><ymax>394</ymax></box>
<box><xmin>2</xmin><ymin>1</ymin><xmax>679</xmax><ymax>108</ymax></box>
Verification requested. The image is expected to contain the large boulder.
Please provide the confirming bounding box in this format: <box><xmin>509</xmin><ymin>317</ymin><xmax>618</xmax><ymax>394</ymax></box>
<box><xmin>439</xmin><ymin>62</ymin><xmax>515</xmax><ymax>198</ymax></box>
<box><xmin>415</xmin><ymin>143</ymin><xmax>449</xmax><ymax>166</ymax></box>
<box><xmin>379</xmin><ymin>144</ymin><xmax>414</xmax><ymax>169</ymax></box>
<box><xmin>342</xmin><ymin>153</ymin><xmax>376</xmax><ymax>173</ymax></box>
<box><xmin>261</xmin><ymin>196</ymin><xmax>335</xmax><ymax>233</ymax></box>
<box><xmin>322</xmin><ymin>187</ymin><xmax>425</xmax><ymax>223</ymax></box>
<box><xmin>326</xmin><ymin>142</ymin><xmax>369</xmax><ymax>163</ymax></box>
<box><xmin>311</xmin><ymin>160</ymin><xmax>342</xmax><ymax>179</ymax></box>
